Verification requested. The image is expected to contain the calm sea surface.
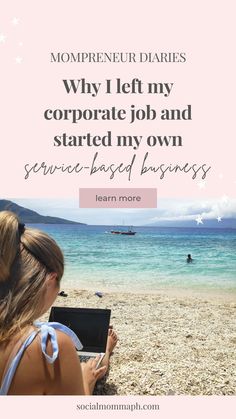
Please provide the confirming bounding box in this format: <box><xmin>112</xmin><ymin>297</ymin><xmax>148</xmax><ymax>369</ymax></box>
<box><xmin>31</xmin><ymin>225</ymin><xmax>236</xmax><ymax>293</ymax></box>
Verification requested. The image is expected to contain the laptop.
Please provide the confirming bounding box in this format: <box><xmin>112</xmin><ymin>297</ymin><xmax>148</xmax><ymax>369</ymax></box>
<box><xmin>49</xmin><ymin>306</ymin><xmax>111</xmax><ymax>367</ymax></box>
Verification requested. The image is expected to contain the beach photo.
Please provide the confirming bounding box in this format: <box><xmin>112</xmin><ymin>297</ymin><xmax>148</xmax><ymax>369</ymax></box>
<box><xmin>0</xmin><ymin>198</ymin><xmax>235</xmax><ymax>396</ymax></box>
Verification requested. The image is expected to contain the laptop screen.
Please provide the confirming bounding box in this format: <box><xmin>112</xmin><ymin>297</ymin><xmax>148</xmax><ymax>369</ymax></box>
<box><xmin>49</xmin><ymin>307</ymin><xmax>111</xmax><ymax>353</ymax></box>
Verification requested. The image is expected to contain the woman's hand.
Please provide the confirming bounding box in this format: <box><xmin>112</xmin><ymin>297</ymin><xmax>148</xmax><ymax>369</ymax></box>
<box><xmin>81</xmin><ymin>356</ymin><xmax>107</xmax><ymax>395</ymax></box>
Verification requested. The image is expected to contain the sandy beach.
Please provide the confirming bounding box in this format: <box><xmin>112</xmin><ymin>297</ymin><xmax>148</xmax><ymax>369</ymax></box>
<box><xmin>41</xmin><ymin>288</ymin><xmax>236</xmax><ymax>396</ymax></box>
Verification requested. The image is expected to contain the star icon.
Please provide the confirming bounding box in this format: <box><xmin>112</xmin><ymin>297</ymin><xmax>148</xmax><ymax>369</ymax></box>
<box><xmin>15</xmin><ymin>56</ymin><xmax>23</xmax><ymax>64</ymax></box>
<box><xmin>195</xmin><ymin>215</ymin><xmax>203</xmax><ymax>225</ymax></box>
<box><xmin>197</xmin><ymin>180</ymin><xmax>206</xmax><ymax>189</ymax></box>
<box><xmin>12</xmin><ymin>17</ymin><xmax>20</xmax><ymax>25</ymax></box>
<box><xmin>217</xmin><ymin>216</ymin><xmax>222</xmax><ymax>222</ymax></box>
<box><xmin>0</xmin><ymin>33</ymin><xmax>6</xmax><ymax>43</ymax></box>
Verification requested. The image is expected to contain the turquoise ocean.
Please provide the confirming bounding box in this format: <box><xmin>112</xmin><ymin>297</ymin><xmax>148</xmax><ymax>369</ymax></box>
<box><xmin>32</xmin><ymin>225</ymin><xmax>236</xmax><ymax>293</ymax></box>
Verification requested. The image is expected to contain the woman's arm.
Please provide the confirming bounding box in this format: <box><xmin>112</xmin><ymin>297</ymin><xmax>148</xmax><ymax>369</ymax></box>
<box><xmin>44</xmin><ymin>330</ymin><xmax>86</xmax><ymax>395</ymax></box>
<box><xmin>44</xmin><ymin>331</ymin><xmax>106</xmax><ymax>395</ymax></box>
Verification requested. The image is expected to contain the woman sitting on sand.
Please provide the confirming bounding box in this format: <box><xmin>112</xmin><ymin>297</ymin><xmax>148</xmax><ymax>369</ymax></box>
<box><xmin>0</xmin><ymin>211</ymin><xmax>117</xmax><ymax>395</ymax></box>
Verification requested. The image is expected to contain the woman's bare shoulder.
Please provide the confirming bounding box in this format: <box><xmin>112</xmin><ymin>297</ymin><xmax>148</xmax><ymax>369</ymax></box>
<box><xmin>42</xmin><ymin>329</ymin><xmax>85</xmax><ymax>395</ymax></box>
<box><xmin>9</xmin><ymin>328</ymin><xmax>85</xmax><ymax>395</ymax></box>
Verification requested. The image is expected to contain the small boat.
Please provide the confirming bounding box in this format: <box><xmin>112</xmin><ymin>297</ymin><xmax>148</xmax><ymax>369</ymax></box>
<box><xmin>110</xmin><ymin>228</ymin><xmax>136</xmax><ymax>235</ymax></box>
<box><xmin>120</xmin><ymin>230</ymin><xmax>136</xmax><ymax>235</ymax></box>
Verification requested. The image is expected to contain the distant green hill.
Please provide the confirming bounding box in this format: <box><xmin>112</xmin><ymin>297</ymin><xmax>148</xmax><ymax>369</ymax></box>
<box><xmin>0</xmin><ymin>200</ymin><xmax>86</xmax><ymax>225</ymax></box>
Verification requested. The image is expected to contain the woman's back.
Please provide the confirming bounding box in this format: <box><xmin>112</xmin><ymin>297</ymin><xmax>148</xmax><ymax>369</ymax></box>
<box><xmin>0</xmin><ymin>211</ymin><xmax>111</xmax><ymax>395</ymax></box>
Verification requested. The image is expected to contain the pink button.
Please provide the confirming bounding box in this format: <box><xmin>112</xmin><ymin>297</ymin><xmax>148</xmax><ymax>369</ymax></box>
<box><xmin>79</xmin><ymin>188</ymin><xmax>157</xmax><ymax>208</ymax></box>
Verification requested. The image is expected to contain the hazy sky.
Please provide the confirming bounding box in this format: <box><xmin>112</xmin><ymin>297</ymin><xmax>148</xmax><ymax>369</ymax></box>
<box><xmin>11</xmin><ymin>197</ymin><xmax>236</xmax><ymax>226</ymax></box>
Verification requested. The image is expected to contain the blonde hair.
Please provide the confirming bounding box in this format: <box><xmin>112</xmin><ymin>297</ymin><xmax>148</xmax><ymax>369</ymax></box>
<box><xmin>0</xmin><ymin>210</ymin><xmax>64</xmax><ymax>342</ymax></box>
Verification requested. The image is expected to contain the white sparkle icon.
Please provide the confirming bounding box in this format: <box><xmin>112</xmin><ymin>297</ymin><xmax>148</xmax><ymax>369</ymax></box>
<box><xmin>15</xmin><ymin>56</ymin><xmax>23</xmax><ymax>64</ymax></box>
<box><xmin>197</xmin><ymin>180</ymin><xmax>206</xmax><ymax>189</ymax></box>
<box><xmin>18</xmin><ymin>41</ymin><xmax>23</xmax><ymax>47</ymax></box>
<box><xmin>0</xmin><ymin>33</ymin><xmax>6</xmax><ymax>43</ymax></box>
<box><xmin>195</xmin><ymin>215</ymin><xmax>203</xmax><ymax>225</ymax></box>
<box><xmin>217</xmin><ymin>216</ymin><xmax>222</xmax><ymax>222</ymax></box>
<box><xmin>12</xmin><ymin>17</ymin><xmax>20</xmax><ymax>25</ymax></box>
<box><xmin>219</xmin><ymin>173</ymin><xmax>223</xmax><ymax>180</ymax></box>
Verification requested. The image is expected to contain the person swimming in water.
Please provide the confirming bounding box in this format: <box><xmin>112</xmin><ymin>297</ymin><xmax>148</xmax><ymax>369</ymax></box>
<box><xmin>186</xmin><ymin>254</ymin><xmax>193</xmax><ymax>263</ymax></box>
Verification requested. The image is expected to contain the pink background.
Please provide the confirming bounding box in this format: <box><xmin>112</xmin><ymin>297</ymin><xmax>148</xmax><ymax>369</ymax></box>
<box><xmin>0</xmin><ymin>1</ymin><xmax>235</xmax><ymax>414</ymax></box>
<box><xmin>1</xmin><ymin>396</ymin><xmax>236</xmax><ymax>419</ymax></box>
<box><xmin>1</xmin><ymin>0</ymin><xmax>235</xmax><ymax>200</ymax></box>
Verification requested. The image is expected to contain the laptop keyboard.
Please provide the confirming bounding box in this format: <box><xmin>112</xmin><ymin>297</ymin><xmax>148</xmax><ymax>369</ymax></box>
<box><xmin>79</xmin><ymin>355</ymin><xmax>96</xmax><ymax>363</ymax></box>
